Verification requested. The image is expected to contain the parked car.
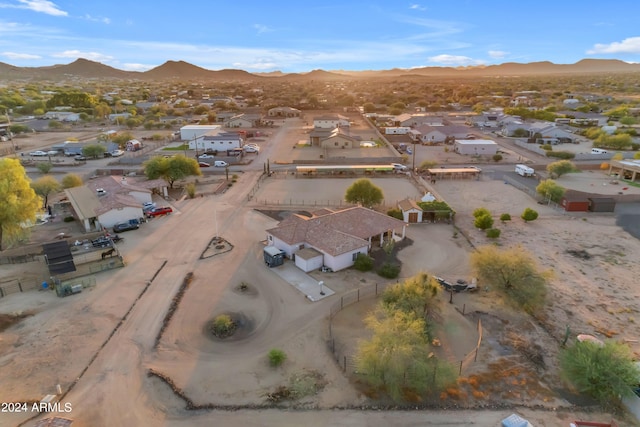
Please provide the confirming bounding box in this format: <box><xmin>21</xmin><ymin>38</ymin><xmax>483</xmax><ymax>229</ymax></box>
<box><xmin>29</xmin><ymin>150</ymin><xmax>47</xmax><ymax>156</ymax></box>
<box><xmin>47</xmin><ymin>150</ymin><xmax>59</xmax><ymax>156</ymax></box>
<box><xmin>391</xmin><ymin>163</ymin><xmax>408</xmax><ymax>171</ymax></box>
<box><xmin>74</xmin><ymin>155</ymin><xmax>87</xmax><ymax>161</ymax></box>
<box><xmin>214</xmin><ymin>160</ymin><xmax>228</xmax><ymax>167</ymax></box>
<box><xmin>113</xmin><ymin>222</ymin><xmax>139</xmax><ymax>233</ymax></box>
<box><xmin>198</xmin><ymin>161</ymin><xmax>210</xmax><ymax>167</ymax></box>
<box><xmin>142</xmin><ymin>202</ymin><xmax>156</xmax><ymax>211</ymax></box>
<box><xmin>146</xmin><ymin>206</ymin><xmax>173</xmax><ymax>218</ymax></box>
<box><xmin>198</xmin><ymin>154</ymin><xmax>215</xmax><ymax>159</ymax></box>
<box><xmin>91</xmin><ymin>236</ymin><xmax>113</xmax><ymax>248</ymax></box>
<box><xmin>243</xmin><ymin>145</ymin><xmax>260</xmax><ymax>153</ymax></box>
<box><xmin>111</xmin><ymin>149</ymin><xmax>125</xmax><ymax>157</ymax></box>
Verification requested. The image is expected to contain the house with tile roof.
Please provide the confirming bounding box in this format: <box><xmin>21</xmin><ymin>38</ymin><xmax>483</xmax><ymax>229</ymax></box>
<box><xmin>265</xmin><ymin>206</ymin><xmax>407</xmax><ymax>272</ymax></box>
<box><xmin>65</xmin><ymin>176</ymin><xmax>167</xmax><ymax>232</ymax></box>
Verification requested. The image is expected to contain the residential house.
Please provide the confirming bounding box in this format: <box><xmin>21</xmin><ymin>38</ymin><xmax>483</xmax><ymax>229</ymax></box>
<box><xmin>396</xmin><ymin>114</ymin><xmax>444</xmax><ymax>128</ymax></box>
<box><xmin>109</xmin><ymin>113</ymin><xmax>131</xmax><ymax>123</ymax></box>
<box><xmin>43</xmin><ymin>111</ymin><xmax>80</xmax><ymax>122</ymax></box>
<box><xmin>188</xmin><ymin>129</ymin><xmax>243</xmax><ymax>152</ymax></box>
<box><xmin>179</xmin><ymin>124</ymin><xmax>222</xmax><ymax>141</ymax></box>
<box><xmin>265</xmin><ymin>207</ymin><xmax>407</xmax><ymax>272</ymax></box>
<box><xmin>411</xmin><ymin>124</ymin><xmax>472</xmax><ymax>144</ymax></box>
<box><xmin>225</xmin><ymin>113</ymin><xmax>262</xmax><ymax>128</ymax></box>
<box><xmin>268</xmin><ymin>106</ymin><xmax>301</xmax><ymax>117</ymax></box>
<box><xmin>65</xmin><ymin>176</ymin><xmax>166</xmax><ymax>232</ymax></box>
<box><xmin>319</xmin><ymin>128</ymin><xmax>360</xmax><ymax>149</ymax></box>
<box><xmin>313</xmin><ymin>114</ymin><xmax>350</xmax><ymax>129</ymax></box>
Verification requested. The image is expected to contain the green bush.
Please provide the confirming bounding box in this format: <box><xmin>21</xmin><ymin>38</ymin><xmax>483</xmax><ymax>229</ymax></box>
<box><xmin>547</xmin><ymin>151</ymin><xmax>576</xmax><ymax>159</ymax></box>
<box><xmin>472</xmin><ymin>207</ymin><xmax>491</xmax><ymax>218</ymax></box>
<box><xmin>500</xmin><ymin>213</ymin><xmax>511</xmax><ymax>223</ymax></box>
<box><xmin>377</xmin><ymin>262</ymin><xmax>400</xmax><ymax>279</ymax></box>
<box><xmin>521</xmin><ymin>208</ymin><xmax>539</xmax><ymax>222</ymax></box>
<box><xmin>268</xmin><ymin>348</ymin><xmax>287</xmax><ymax>367</ymax></box>
<box><xmin>210</xmin><ymin>314</ymin><xmax>236</xmax><ymax>338</ymax></box>
<box><xmin>386</xmin><ymin>208</ymin><xmax>403</xmax><ymax>220</ymax></box>
<box><xmin>474</xmin><ymin>214</ymin><xmax>494</xmax><ymax>230</ymax></box>
<box><xmin>353</xmin><ymin>253</ymin><xmax>374</xmax><ymax>272</ymax></box>
<box><xmin>63</xmin><ymin>216</ymin><xmax>75</xmax><ymax>222</ymax></box>
<box><xmin>492</xmin><ymin>154</ymin><xmax>503</xmax><ymax>162</ymax></box>
<box><xmin>185</xmin><ymin>182</ymin><xmax>196</xmax><ymax>198</ymax></box>
<box><xmin>486</xmin><ymin>228</ymin><xmax>501</xmax><ymax>239</ymax></box>
<box><xmin>540</xmin><ymin>144</ymin><xmax>553</xmax><ymax>151</ymax></box>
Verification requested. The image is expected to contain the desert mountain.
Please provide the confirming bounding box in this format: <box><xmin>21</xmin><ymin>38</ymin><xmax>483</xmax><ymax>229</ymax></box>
<box><xmin>1</xmin><ymin>58</ymin><xmax>639</xmax><ymax>82</ymax></box>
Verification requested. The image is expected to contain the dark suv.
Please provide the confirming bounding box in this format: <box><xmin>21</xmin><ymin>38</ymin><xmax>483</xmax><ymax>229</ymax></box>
<box><xmin>113</xmin><ymin>222</ymin><xmax>139</xmax><ymax>233</ymax></box>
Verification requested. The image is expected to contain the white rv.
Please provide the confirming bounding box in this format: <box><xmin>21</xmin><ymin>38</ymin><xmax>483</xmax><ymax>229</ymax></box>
<box><xmin>515</xmin><ymin>164</ymin><xmax>535</xmax><ymax>177</ymax></box>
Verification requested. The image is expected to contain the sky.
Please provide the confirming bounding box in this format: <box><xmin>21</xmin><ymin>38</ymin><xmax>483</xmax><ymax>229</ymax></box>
<box><xmin>1</xmin><ymin>0</ymin><xmax>640</xmax><ymax>73</ymax></box>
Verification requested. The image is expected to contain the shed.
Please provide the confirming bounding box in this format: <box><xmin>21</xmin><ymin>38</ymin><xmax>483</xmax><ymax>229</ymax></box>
<box><xmin>294</xmin><ymin>247</ymin><xmax>324</xmax><ymax>273</ymax></box>
<box><xmin>561</xmin><ymin>192</ymin><xmax>590</xmax><ymax>212</ymax></box>
<box><xmin>263</xmin><ymin>246</ymin><xmax>285</xmax><ymax>268</ymax></box>
<box><xmin>398</xmin><ymin>198</ymin><xmax>423</xmax><ymax>223</ymax></box>
<box><xmin>588</xmin><ymin>197</ymin><xmax>616</xmax><ymax>213</ymax></box>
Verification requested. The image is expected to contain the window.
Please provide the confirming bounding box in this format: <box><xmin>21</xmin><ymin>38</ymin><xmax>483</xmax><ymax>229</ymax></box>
<box><xmin>352</xmin><ymin>252</ymin><xmax>359</xmax><ymax>261</ymax></box>
<box><xmin>299</xmin><ymin>244</ymin><xmax>304</xmax><ymax>250</ymax></box>
<box><xmin>268</xmin><ymin>235</ymin><xmax>272</xmax><ymax>241</ymax></box>
<box><xmin>335</xmin><ymin>142</ymin><xmax>338</xmax><ymax>146</ymax></box>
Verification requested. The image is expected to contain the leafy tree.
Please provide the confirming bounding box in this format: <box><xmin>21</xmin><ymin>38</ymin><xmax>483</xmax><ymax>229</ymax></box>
<box><xmin>0</xmin><ymin>159</ymin><xmax>41</xmax><ymax>250</ymax></box>
<box><xmin>387</xmin><ymin>208</ymin><xmax>403</xmax><ymax>220</ymax></box>
<box><xmin>418</xmin><ymin>160</ymin><xmax>437</xmax><ymax>171</ymax></box>
<box><xmin>611</xmin><ymin>152</ymin><xmax>624</xmax><ymax>161</ymax></box>
<box><xmin>547</xmin><ymin>160</ymin><xmax>578</xmax><ymax>178</ymax></box>
<box><xmin>521</xmin><ymin>207</ymin><xmax>539</xmax><ymax>222</ymax></box>
<box><xmin>9</xmin><ymin>124</ymin><xmax>29</xmax><ymax>134</ymax></box>
<box><xmin>560</xmin><ymin>340</ymin><xmax>640</xmax><ymax>409</ymax></box>
<box><xmin>345</xmin><ymin>179</ymin><xmax>384</xmax><ymax>207</ymax></box>
<box><xmin>61</xmin><ymin>173</ymin><xmax>83</xmax><ymax>188</ymax></box>
<box><xmin>382</xmin><ymin>273</ymin><xmax>440</xmax><ymax>321</ymax></box>
<box><xmin>355</xmin><ymin>309</ymin><xmax>456</xmax><ymax>402</ymax></box>
<box><xmin>36</xmin><ymin>162</ymin><xmax>53</xmax><ymax>174</ymax></box>
<box><xmin>353</xmin><ymin>253</ymin><xmax>373</xmax><ymax>272</ymax></box>
<box><xmin>634</xmin><ymin>152</ymin><xmax>640</xmax><ymax>160</ymax></box>
<box><xmin>143</xmin><ymin>154</ymin><xmax>202</xmax><ymax>188</ymax></box>
<box><xmin>31</xmin><ymin>175</ymin><xmax>60</xmax><ymax>208</ymax></box>
<box><xmin>474</xmin><ymin>214</ymin><xmax>493</xmax><ymax>230</ymax></box>
<box><xmin>82</xmin><ymin>144</ymin><xmax>106</xmax><ymax>159</ymax></box>
<box><xmin>94</xmin><ymin>102</ymin><xmax>111</xmax><ymax>120</ymax></box>
<box><xmin>512</xmin><ymin>128</ymin><xmax>528</xmax><ymax>137</ymax></box>
<box><xmin>536</xmin><ymin>179</ymin><xmax>565</xmax><ymax>203</ymax></box>
<box><xmin>619</xmin><ymin>116</ymin><xmax>637</xmax><ymax>126</ymax></box>
<box><xmin>470</xmin><ymin>245</ymin><xmax>549</xmax><ymax>313</ymax></box>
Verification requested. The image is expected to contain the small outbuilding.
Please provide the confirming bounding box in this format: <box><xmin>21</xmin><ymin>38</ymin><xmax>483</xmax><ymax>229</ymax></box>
<box><xmin>453</xmin><ymin>139</ymin><xmax>498</xmax><ymax>156</ymax></box>
<box><xmin>398</xmin><ymin>198</ymin><xmax>423</xmax><ymax>223</ymax></box>
<box><xmin>561</xmin><ymin>192</ymin><xmax>590</xmax><ymax>212</ymax></box>
<box><xmin>588</xmin><ymin>197</ymin><xmax>616</xmax><ymax>213</ymax></box>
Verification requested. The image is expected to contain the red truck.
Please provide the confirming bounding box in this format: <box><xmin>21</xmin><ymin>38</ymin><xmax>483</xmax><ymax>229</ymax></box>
<box><xmin>146</xmin><ymin>207</ymin><xmax>173</xmax><ymax>218</ymax></box>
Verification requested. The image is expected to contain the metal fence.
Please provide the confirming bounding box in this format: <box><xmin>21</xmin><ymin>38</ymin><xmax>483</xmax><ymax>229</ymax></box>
<box><xmin>327</xmin><ymin>281</ymin><xmax>483</xmax><ymax>376</ymax></box>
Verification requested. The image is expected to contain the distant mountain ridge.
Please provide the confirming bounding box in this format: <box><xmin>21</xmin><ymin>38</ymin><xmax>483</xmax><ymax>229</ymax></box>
<box><xmin>1</xmin><ymin>58</ymin><xmax>639</xmax><ymax>82</ymax></box>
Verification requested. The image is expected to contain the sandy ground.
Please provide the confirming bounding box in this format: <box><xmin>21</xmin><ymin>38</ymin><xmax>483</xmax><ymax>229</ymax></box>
<box><xmin>2</xmin><ymin>117</ymin><xmax>639</xmax><ymax>426</ymax></box>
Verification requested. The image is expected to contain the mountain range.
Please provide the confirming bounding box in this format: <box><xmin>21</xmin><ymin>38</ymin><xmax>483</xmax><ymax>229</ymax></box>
<box><xmin>1</xmin><ymin>58</ymin><xmax>639</xmax><ymax>82</ymax></box>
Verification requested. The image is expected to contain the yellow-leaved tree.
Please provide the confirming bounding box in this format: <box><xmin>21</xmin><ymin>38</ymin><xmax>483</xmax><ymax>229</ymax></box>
<box><xmin>0</xmin><ymin>158</ymin><xmax>42</xmax><ymax>250</ymax></box>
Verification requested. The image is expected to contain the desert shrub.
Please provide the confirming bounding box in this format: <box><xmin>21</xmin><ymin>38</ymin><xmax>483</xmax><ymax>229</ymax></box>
<box><xmin>492</xmin><ymin>154</ymin><xmax>503</xmax><ymax>162</ymax></box>
<box><xmin>378</xmin><ymin>262</ymin><xmax>400</xmax><ymax>279</ymax></box>
<box><xmin>486</xmin><ymin>228</ymin><xmax>501</xmax><ymax>239</ymax></box>
<box><xmin>63</xmin><ymin>216</ymin><xmax>75</xmax><ymax>222</ymax></box>
<box><xmin>500</xmin><ymin>213</ymin><xmax>511</xmax><ymax>223</ymax></box>
<box><xmin>540</xmin><ymin>144</ymin><xmax>553</xmax><ymax>151</ymax></box>
<box><xmin>268</xmin><ymin>349</ymin><xmax>287</xmax><ymax>367</ymax></box>
<box><xmin>211</xmin><ymin>314</ymin><xmax>236</xmax><ymax>338</ymax></box>
<box><xmin>546</xmin><ymin>151</ymin><xmax>575</xmax><ymax>159</ymax></box>
<box><xmin>521</xmin><ymin>208</ymin><xmax>539</xmax><ymax>222</ymax></box>
<box><xmin>37</xmin><ymin>162</ymin><xmax>53</xmax><ymax>174</ymax></box>
<box><xmin>472</xmin><ymin>207</ymin><xmax>491</xmax><ymax>218</ymax></box>
<box><xmin>387</xmin><ymin>208</ymin><xmax>403</xmax><ymax>220</ymax></box>
<box><xmin>474</xmin><ymin>214</ymin><xmax>493</xmax><ymax>230</ymax></box>
<box><xmin>354</xmin><ymin>253</ymin><xmax>374</xmax><ymax>272</ymax></box>
<box><xmin>185</xmin><ymin>182</ymin><xmax>196</xmax><ymax>198</ymax></box>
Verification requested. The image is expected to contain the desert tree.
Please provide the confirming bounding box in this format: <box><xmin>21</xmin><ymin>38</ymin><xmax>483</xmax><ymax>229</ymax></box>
<box><xmin>0</xmin><ymin>159</ymin><xmax>41</xmax><ymax>250</ymax></box>
<box><xmin>470</xmin><ymin>245</ymin><xmax>549</xmax><ymax>313</ymax></box>
<box><xmin>82</xmin><ymin>144</ymin><xmax>106</xmax><ymax>159</ymax></box>
<box><xmin>355</xmin><ymin>308</ymin><xmax>455</xmax><ymax>402</ymax></box>
<box><xmin>536</xmin><ymin>179</ymin><xmax>565</xmax><ymax>203</ymax></box>
<box><xmin>472</xmin><ymin>207</ymin><xmax>491</xmax><ymax>219</ymax></box>
<box><xmin>474</xmin><ymin>214</ymin><xmax>494</xmax><ymax>230</ymax></box>
<box><xmin>36</xmin><ymin>162</ymin><xmax>53</xmax><ymax>174</ymax></box>
<box><xmin>546</xmin><ymin>160</ymin><xmax>578</xmax><ymax>178</ymax></box>
<box><xmin>143</xmin><ymin>154</ymin><xmax>202</xmax><ymax>188</ymax></box>
<box><xmin>382</xmin><ymin>272</ymin><xmax>441</xmax><ymax>323</ymax></box>
<box><xmin>61</xmin><ymin>173</ymin><xmax>83</xmax><ymax>189</ymax></box>
<box><xmin>561</xmin><ymin>340</ymin><xmax>640</xmax><ymax>410</ymax></box>
<box><xmin>31</xmin><ymin>175</ymin><xmax>61</xmax><ymax>209</ymax></box>
<box><xmin>344</xmin><ymin>178</ymin><xmax>384</xmax><ymax>207</ymax></box>
<box><xmin>521</xmin><ymin>207</ymin><xmax>539</xmax><ymax>223</ymax></box>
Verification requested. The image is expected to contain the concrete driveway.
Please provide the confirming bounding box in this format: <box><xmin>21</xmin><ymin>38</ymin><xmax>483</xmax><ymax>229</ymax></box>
<box><xmin>269</xmin><ymin>259</ymin><xmax>334</xmax><ymax>301</ymax></box>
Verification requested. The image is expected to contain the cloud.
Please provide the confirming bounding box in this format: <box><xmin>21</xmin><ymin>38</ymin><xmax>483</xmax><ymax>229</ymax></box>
<box><xmin>2</xmin><ymin>51</ymin><xmax>41</xmax><ymax>60</ymax></box>
<box><xmin>84</xmin><ymin>14</ymin><xmax>111</xmax><ymax>24</ymax></box>
<box><xmin>427</xmin><ymin>54</ymin><xmax>485</xmax><ymax>66</ymax></box>
<box><xmin>253</xmin><ymin>24</ymin><xmax>273</xmax><ymax>35</ymax></box>
<box><xmin>17</xmin><ymin>0</ymin><xmax>67</xmax><ymax>16</ymax></box>
<box><xmin>120</xmin><ymin>63</ymin><xmax>153</xmax><ymax>71</ymax></box>
<box><xmin>488</xmin><ymin>50</ymin><xmax>508</xmax><ymax>59</ymax></box>
<box><xmin>587</xmin><ymin>37</ymin><xmax>640</xmax><ymax>54</ymax></box>
<box><xmin>52</xmin><ymin>50</ymin><xmax>114</xmax><ymax>62</ymax></box>
<box><xmin>409</xmin><ymin>4</ymin><xmax>426</xmax><ymax>11</ymax></box>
